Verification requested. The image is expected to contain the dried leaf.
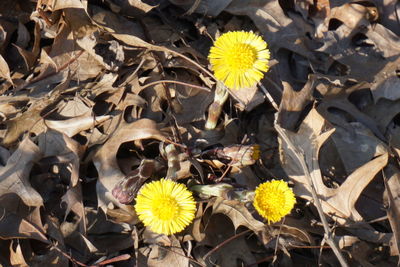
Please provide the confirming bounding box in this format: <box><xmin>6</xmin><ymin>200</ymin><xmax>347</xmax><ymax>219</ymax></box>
<box><xmin>208</xmin><ymin>197</ymin><xmax>271</xmax><ymax>244</ymax></box>
<box><xmin>0</xmin><ymin>207</ymin><xmax>49</xmax><ymax>243</ymax></box>
<box><xmin>61</xmin><ymin>184</ymin><xmax>86</xmax><ymax>233</ymax></box>
<box><xmin>47</xmin><ymin>0</ymin><xmax>86</xmax><ymax>10</ymax></box>
<box><xmin>45</xmin><ymin>112</ymin><xmax>111</xmax><ymax>137</ymax></box>
<box><xmin>93</xmin><ymin>119</ymin><xmax>167</xmax><ymax>209</ymax></box>
<box><xmin>9</xmin><ymin>242</ymin><xmax>28</xmax><ymax>267</ymax></box>
<box><xmin>329</xmin><ymin>122</ymin><xmax>387</xmax><ymax>173</ymax></box>
<box><xmin>38</xmin><ymin>130</ymin><xmax>83</xmax><ymax>186</ymax></box>
<box><xmin>89</xmin><ymin>5</ymin><xmax>148</xmax><ymax>48</ymax></box>
<box><xmin>277</xmin><ymin>76</ymin><xmax>315</xmax><ymax>130</ymax></box>
<box><xmin>279</xmin><ymin>108</ymin><xmax>388</xmax><ymax>223</ymax></box>
<box><xmin>0</xmin><ymin>137</ymin><xmax>43</xmax><ymax>207</ymax></box>
<box><xmin>169</xmin><ymin>0</ymin><xmax>232</xmax><ymax>16</ymax></box>
<box><xmin>327</xmin><ymin>152</ymin><xmax>388</xmax><ymax>221</ymax></box>
<box><xmin>0</xmin><ymin>54</ymin><xmax>13</xmax><ymax>85</ymax></box>
<box><xmin>383</xmin><ymin>164</ymin><xmax>400</xmax><ymax>256</ymax></box>
<box><xmin>140</xmin><ymin>235</ymin><xmax>190</xmax><ymax>267</ymax></box>
<box><xmin>196</xmin><ymin>213</ymin><xmax>256</xmax><ymax>266</ymax></box>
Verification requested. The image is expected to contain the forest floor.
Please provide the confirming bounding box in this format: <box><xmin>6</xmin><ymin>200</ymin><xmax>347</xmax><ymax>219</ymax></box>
<box><xmin>0</xmin><ymin>0</ymin><xmax>400</xmax><ymax>266</ymax></box>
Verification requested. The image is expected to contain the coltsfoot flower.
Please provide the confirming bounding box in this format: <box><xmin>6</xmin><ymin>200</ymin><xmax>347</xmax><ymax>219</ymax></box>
<box><xmin>208</xmin><ymin>31</ymin><xmax>270</xmax><ymax>89</ymax></box>
<box><xmin>135</xmin><ymin>179</ymin><xmax>197</xmax><ymax>235</ymax></box>
<box><xmin>253</xmin><ymin>180</ymin><xmax>296</xmax><ymax>223</ymax></box>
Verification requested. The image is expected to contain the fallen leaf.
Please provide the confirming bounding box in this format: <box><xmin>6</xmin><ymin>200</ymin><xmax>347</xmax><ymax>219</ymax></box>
<box><xmin>329</xmin><ymin>122</ymin><xmax>387</xmax><ymax>174</ymax></box>
<box><xmin>383</xmin><ymin>164</ymin><xmax>400</xmax><ymax>256</ymax></box>
<box><xmin>208</xmin><ymin>197</ymin><xmax>271</xmax><ymax>244</ymax></box>
<box><xmin>195</xmin><ymin>213</ymin><xmax>256</xmax><ymax>266</ymax></box>
<box><xmin>0</xmin><ymin>54</ymin><xmax>13</xmax><ymax>86</ymax></box>
<box><xmin>61</xmin><ymin>184</ymin><xmax>86</xmax><ymax>234</ymax></box>
<box><xmin>0</xmin><ymin>137</ymin><xmax>43</xmax><ymax>207</ymax></box>
<box><xmin>0</xmin><ymin>207</ymin><xmax>49</xmax><ymax>243</ymax></box>
<box><xmin>93</xmin><ymin>119</ymin><xmax>167</xmax><ymax>209</ymax></box>
<box><xmin>277</xmin><ymin>75</ymin><xmax>315</xmax><ymax>130</ymax></box>
<box><xmin>38</xmin><ymin>130</ymin><xmax>83</xmax><ymax>186</ymax></box>
<box><xmin>45</xmin><ymin>112</ymin><xmax>111</xmax><ymax>137</ymax></box>
<box><xmin>169</xmin><ymin>0</ymin><xmax>232</xmax><ymax>16</ymax></box>
<box><xmin>377</xmin><ymin>0</ymin><xmax>400</xmax><ymax>35</ymax></box>
<box><xmin>279</xmin><ymin>108</ymin><xmax>388</xmax><ymax>223</ymax></box>
<box><xmin>139</xmin><ymin>235</ymin><xmax>190</xmax><ymax>267</ymax></box>
<box><xmin>9</xmin><ymin>242</ymin><xmax>28</xmax><ymax>267</ymax></box>
<box><xmin>327</xmin><ymin>152</ymin><xmax>388</xmax><ymax>222</ymax></box>
<box><xmin>89</xmin><ymin>5</ymin><xmax>148</xmax><ymax>48</ymax></box>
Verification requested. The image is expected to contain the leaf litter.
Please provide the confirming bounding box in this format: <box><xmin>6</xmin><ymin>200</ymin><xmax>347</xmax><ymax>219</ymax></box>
<box><xmin>0</xmin><ymin>0</ymin><xmax>400</xmax><ymax>266</ymax></box>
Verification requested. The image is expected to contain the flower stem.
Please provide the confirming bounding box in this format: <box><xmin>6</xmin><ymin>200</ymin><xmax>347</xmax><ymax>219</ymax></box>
<box><xmin>205</xmin><ymin>81</ymin><xmax>229</xmax><ymax>130</ymax></box>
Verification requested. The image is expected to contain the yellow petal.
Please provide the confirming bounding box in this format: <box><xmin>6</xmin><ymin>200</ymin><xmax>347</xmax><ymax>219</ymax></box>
<box><xmin>208</xmin><ymin>31</ymin><xmax>270</xmax><ymax>89</ymax></box>
<box><xmin>135</xmin><ymin>179</ymin><xmax>197</xmax><ymax>235</ymax></box>
<box><xmin>253</xmin><ymin>180</ymin><xmax>296</xmax><ymax>223</ymax></box>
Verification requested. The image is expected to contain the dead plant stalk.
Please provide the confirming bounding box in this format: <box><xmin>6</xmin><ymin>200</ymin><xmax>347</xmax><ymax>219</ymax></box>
<box><xmin>275</xmin><ymin>124</ymin><xmax>349</xmax><ymax>267</ymax></box>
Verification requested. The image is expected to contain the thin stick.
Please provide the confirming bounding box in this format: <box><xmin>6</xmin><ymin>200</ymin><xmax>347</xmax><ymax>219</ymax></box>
<box><xmin>202</xmin><ymin>229</ymin><xmax>252</xmax><ymax>263</ymax></box>
<box><xmin>141</xmin><ymin>79</ymin><xmax>211</xmax><ymax>92</ymax></box>
<box><xmin>275</xmin><ymin>124</ymin><xmax>349</xmax><ymax>267</ymax></box>
<box><xmin>258</xmin><ymin>82</ymin><xmax>279</xmax><ymax>111</ymax></box>
<box><xmin>163</xmin><ymin>47</ymin><xmax>216</xmax><ymax>80</ymax></box>
<box><xmin>157</xmin><ymin>245</ymin><xmax>205</xmax><ymax>267</ymax></box>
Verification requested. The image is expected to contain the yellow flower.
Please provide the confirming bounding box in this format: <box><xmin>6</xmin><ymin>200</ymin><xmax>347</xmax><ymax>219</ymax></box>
<box><xmin>253</xmin><ymin>180</ymin><xmax>296</xmax><ymax>223</ymax></box>
<box><xmin>208</xmin><ymin>31</ymin><xmax>270</xmax><ymax>89</ymax></box>
<box><xmin>135</xmin><ymin>179</ymin><xmax>197</xmax><ymax>235</ymax></box>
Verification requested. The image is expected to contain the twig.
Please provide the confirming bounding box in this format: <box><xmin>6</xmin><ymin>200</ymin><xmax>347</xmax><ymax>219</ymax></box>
<box><xmin>97</xmin><ymin>254</ymin><xmax>131</xmax><ymax>266</ymax></box>
<box><xmin>275</xmin><ymin>124</ymin><xmax>349</xmax><ymax>267</ymax></box>
<box><xmin>163</xmin><ymin>47</ymin><xmax>216</xmax><ymax>80</ymax></box>
<box><xmin>52</xmin><ymin>244</ymin><xmax>88</xmax><ymax>266</ymax></box>
<box><xmin>140</xmin><ymin>79</ymin><xmax>211</xmax><ymax>92</ymax></box>
<box><xmin>245</xmin><ymin>255</ymin><xmax>274</xmax><ymax>267</ymax></box>
<box><xmin>202</xmin><ymin>229</ymin><xmax>252</xmax><ymax>263</ymax></box>
<box><xmin>258</xmin><ymin>82</ymin><xmax>279</xmax><ymax>111</ymax></box>
<box><xmin>157</xmin><ymin>245</ymin><xmax>205</xmax><ymax>267</ymax></box>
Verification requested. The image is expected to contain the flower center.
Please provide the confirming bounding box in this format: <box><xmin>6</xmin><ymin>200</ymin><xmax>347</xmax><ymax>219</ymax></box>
<box><xmin>225</xmin><ymin>43</ymin><xmax>257</xmax><ymax>71</ymax></box>
<box><xmin>151</xmin><ymin>196</ymin><xmax>179</xmax><ymax>221</ymax></box>
<box><xmin>258</xmin><ymin>189</ymin><xmax>286</xmax><ymax>214</ymax></box>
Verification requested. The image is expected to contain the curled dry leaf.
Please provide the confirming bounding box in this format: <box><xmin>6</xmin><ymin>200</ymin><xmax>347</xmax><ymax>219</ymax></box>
<box><xmin>316</xmin><ymin>2</ymin><xmax>375</xmax><ymax>38</ymax></box>
<box><xmin>93</xmin><ymin>119</ymin><xmax>167</xmax><ymax>210</ymax></box>
<box><xmin>0</xmin><ymin>137</ymin><xmax>43</xmax><ymax>207</ymax></box>
<box><xmin>45</xmin><ymin>112</ymin><xmax>111</xmax><ymax>137</ymax></box>
<box><xmin>0</xmin><ymin>54</ymin><xmax>13</xmax><ymax>86</ymax></box>
<box><xmin>38</xmin><ymin>130</ymin><xmax>83</xmax><ymax>186</ymax></box>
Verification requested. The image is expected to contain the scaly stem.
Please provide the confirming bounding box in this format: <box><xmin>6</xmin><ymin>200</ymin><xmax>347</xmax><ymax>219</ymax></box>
<box><xmin>205</xmin><ymin>81</ymin><xmax>229</xmax><ymax>130</ymax></box>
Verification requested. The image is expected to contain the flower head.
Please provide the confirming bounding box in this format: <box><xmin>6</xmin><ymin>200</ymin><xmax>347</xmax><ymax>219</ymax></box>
<box><xmin>208</xmin><ymin>31</ymin><xmax>270</xmax><ymax>89</ymax></box>
<box><xmin>253</xmin><ymin>180</ymin><xmax>296</xmax><ymax>223</ymax></box>
<box><xmin>135</xmin><ymin>179</ymin><xmax>197</xmax><ymax>235</ymax></box>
